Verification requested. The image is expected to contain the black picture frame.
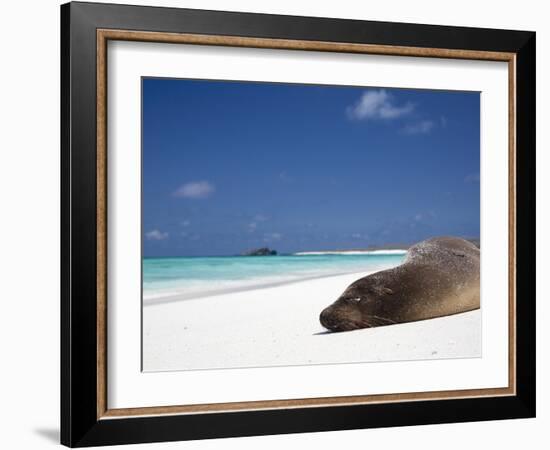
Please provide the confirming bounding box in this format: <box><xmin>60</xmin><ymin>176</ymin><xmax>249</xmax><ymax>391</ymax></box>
<box><xmin>61</xmin><ymin>1</ymin><xmax>535</xmax><ymax>447</ymax></box>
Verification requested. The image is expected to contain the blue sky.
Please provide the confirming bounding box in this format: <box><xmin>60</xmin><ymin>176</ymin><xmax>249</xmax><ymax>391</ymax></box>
<box><xmin>142</xmin><ymin>78</ymin><xmax>480</xmax><ymax>257</ymax></box>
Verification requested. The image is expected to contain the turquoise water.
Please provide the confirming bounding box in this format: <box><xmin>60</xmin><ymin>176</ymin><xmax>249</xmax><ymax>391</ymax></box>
<box><xmin>143</xmin><ymin>252</ymin><xmax>406</xmax><ymax>302</ymax></box>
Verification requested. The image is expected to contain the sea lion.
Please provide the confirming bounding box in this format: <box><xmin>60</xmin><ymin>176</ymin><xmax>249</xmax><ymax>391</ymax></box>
<box><xmin>319</xmin><ymin>236</ymin><xmax>480</xmax><ymax>332</ymax></box>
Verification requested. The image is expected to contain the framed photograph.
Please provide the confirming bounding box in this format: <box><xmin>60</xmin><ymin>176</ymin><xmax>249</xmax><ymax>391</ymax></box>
<box><xmin>61</xmin><ymin>1</ymin><xmax>535</xmax><ymax>447</ymax></box>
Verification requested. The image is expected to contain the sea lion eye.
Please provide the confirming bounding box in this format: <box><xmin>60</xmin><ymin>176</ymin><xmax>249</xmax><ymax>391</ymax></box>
<box><xmin>350</xmin><ymin>297</ymin><xmax>362</xmax><ymax>303</ymax></box>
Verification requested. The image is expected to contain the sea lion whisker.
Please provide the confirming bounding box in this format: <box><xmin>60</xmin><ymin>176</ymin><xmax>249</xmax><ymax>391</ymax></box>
<box><xmin>368</xmin><ymin>315</ymin><xmax>397</xmax><ymax>325</ymax></box>
<box><xmin>368</xmin><ymin>317</ymin><xmax>388</xmax><ymax>327</ymax></box>
<box><xmin>359</xmin><ymin>318</ymin><xmax>375</xmax><ymax>328</ymax></box>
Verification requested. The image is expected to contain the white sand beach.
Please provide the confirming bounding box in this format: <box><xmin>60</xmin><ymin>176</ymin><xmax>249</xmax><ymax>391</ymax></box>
<box><xmin>143</xmin><ymin>271</ymin><xmax>481</xmax><ymax>372</ymax></box>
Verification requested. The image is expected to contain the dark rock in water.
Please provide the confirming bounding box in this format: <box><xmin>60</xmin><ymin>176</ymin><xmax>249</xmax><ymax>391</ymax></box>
<box><xmin>242</xmin><ymin>247</ymin><xmax>277</xmax><ymax>256</ymax></box>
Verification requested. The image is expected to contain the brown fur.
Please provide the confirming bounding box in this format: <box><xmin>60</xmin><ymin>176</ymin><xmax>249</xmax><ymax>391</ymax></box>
<box><xmin>319</xmin><ymin>236</ymin><xmax>480</xmax><ymax>332</ymax></box>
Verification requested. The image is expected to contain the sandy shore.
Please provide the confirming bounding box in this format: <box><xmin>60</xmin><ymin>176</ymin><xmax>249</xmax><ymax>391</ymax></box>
<box><xmin>143</xmin><ymin>271</ymin><xmax>481</xmax><ymax>372</ymax></box>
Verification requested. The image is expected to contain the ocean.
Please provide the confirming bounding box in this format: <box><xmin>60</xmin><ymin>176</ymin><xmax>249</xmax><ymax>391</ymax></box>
<box><xmin>143</xmin><ymin>252</ymin><xmax>406</xmax><ymax>303</ymax></box>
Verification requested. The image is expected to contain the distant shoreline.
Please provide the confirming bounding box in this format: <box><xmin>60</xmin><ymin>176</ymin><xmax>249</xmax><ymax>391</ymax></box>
<box><xmin>295</xmin><ymin>237</ymin><xmax>480</xmax><ymax>254</ymax></box>
<box><xmin>293</xmin><ymin>249</ymin><xmax>407</xmax><ymax>256</ymax></box>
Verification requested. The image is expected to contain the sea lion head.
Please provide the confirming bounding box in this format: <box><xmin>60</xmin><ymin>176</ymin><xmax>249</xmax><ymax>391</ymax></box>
<box><xmin>319</xmin><ymin>281</ymin><xmax>395</xmax><ymax>332</ymax></box>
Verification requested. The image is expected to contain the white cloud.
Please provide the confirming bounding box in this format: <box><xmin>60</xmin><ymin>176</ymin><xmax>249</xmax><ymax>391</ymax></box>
<box><xmin>180</xmin><ymin>220</ymin><xmax>191</xmax><ymax>226</ymax></box>
<box><xmin>173</xmin><ymin>181</ymin><xmax>215</xmax><ymax>199</ymax></box>
<box><xmin>347</xmin><ymin>89</ymin><xmax>414</xmax><ymax>120</ymax></box>
<box><xmin>247</xmin><ymin>222</ymin><xmax>257</xmax><ymax>232</ymax></box>
<box><xmin>254</xmin><ymin>214</ymin><xmax>269</xmax><ymax>222</ymax></box>
<box><xmin>145</xmin><ymin>229</ymin><xmax>168</xmax><ymax>241</ymax></box>
<box><xmin>402</xmin><ymin>120</ymin><xmax>435</xmax><ymax>135</ymax></box>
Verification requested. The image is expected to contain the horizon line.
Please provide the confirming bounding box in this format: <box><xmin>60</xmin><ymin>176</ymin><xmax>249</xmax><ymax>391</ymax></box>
<box><xmin>142</xmin><ymin>236</ymin><xmax>480</xmax><ymax>259</ymax></box>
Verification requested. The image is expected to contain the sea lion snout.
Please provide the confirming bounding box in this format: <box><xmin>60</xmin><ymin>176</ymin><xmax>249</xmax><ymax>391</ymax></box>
<box><xmin>320</xmin><ymin>302</ymin><xmax>364</xmax><ymax>332</ymax></box>
<box><xmin>319</xmin><ymin>306</ymin><xmax>336</xmax><ymax>329</ymax></box>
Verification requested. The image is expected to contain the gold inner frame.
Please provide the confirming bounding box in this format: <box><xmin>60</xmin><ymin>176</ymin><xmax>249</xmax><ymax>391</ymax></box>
<box><xmin>96</xmin><ymin>29</ymin><xmax>517</xmax><ymax>420</ymax></box>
